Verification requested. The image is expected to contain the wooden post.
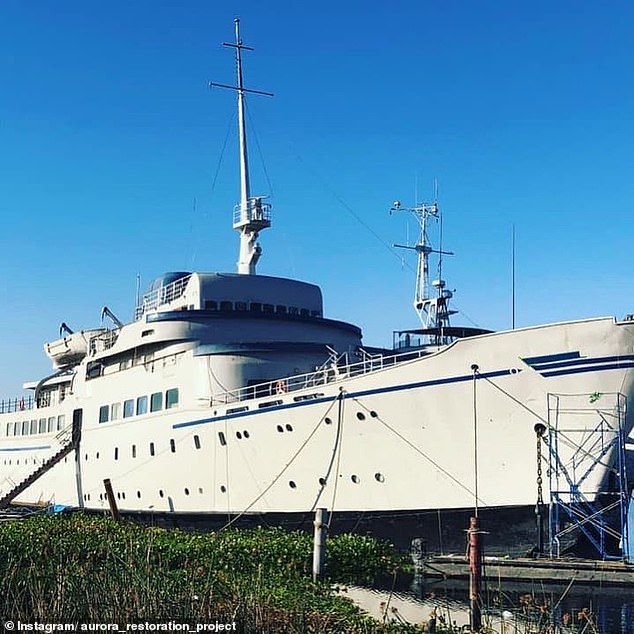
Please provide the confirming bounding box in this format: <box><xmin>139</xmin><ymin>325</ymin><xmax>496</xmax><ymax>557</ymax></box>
<box><xmin>103</xmin><ymin>478</ymin><xmax>120</xmax><ymax>521</ymax></box>
<box><xmin>312</xmin><ymin>508</ymin><xmax>329</xmax><ymax>582</ymax></box>
<box><xmin>468</xmin><ymin>516</ymin><xmax>482</xmax><ymax>631</ymax></box>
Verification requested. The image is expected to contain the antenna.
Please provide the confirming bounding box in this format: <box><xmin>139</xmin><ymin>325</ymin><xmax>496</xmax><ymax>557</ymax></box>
<box><xmin>511</xmin><ymin>223</ymin><xmax>515</xmax><ymax>330</ymax></box>
<box><xmin>210</xmin><ymin>18</ymin><xmax>274</xmax><ymax>275</ymax></box>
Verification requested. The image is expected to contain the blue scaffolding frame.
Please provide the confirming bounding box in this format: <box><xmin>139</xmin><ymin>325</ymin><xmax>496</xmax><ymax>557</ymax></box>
<box><xmin>546</xmin><ymin>392</ymin><xmax>630</xmax><ymax>561</ymax></box>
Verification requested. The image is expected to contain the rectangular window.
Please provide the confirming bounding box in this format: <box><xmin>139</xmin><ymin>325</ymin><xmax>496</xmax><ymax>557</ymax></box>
<box><xmin>235</xmin><ymin>301</ymin><xmax>247</xmax><ymax>311</ymax></box>
<box><xmin>38</xmin><ymin>418</ymin><xmax>47</xmax><ymax>433</ymax></box>
<box><xmin>114</xmin><ymin>447</ymin><xmax>119</xmax><ymax>460</ymax></box>
<box><xmin>57</xmin><ymin>414</ymin><xmax>65</xmax><ymax>430</ymax></box>
<box><xmin>165</xmin><ymin>388</ymin><xmax>179</xmax><ymax>409</ymax></box>
<box><xmin>47</xmin><ymin>417</ymin><xmax>56</xmax><ymax>432</ymax></box>
<box><xmin>276</xmin><ymin>305</ymin><xmax>287</xmax><ymax>314</ymax></box>
<box><xmin>111</xmin><ymin>402</ymin><xmax>121</xmax><ymax>421</ymax></box>
<box><xmin>149</xmin><ymin>442</ymin><xmax>155</xmax><ymax>457</ymax></box>
<box><xmin>250</xmin><ymin>302</ymin><xmax>262</xmax><ymax>312</ymax></box>
<box><xmin>30</xmin><ymin>420</ymin><xmax>37</xmax><ymax>434</ymax></box>
<box><xmin>150</xmin><ymin>392</ymin><xmax>163</xmax><ymax>412</ymax></box>
<box><xmin>194</xmin><ymin>435</ymin><xmax>201</xmax><ymax>449</ymax></box>
<box><xmin>204</xmin><ymin>300</ymin><xmax>217</xmax><ymax>310</ymax></box>
<box><xmin>5</xmin><ymin>423</ymin><xmax>11</xmax><ymax>437</ymax></box>
<box><xmin>136</xmin><ymin>395</ymin><xmax>148</xmax><ymax>416</ymax></box>
<box><xmin>16</xmin><ymin>421</ymin><xmax>23</xmax><ymax>436</ymax></box>
<box><xmin>123</xmin><ymin>399</ymin><xmax>134</xmax><ymax>418</ymax></box>
<box><xmin>119</xmin><ymin>358</ymin><xmax>132</xmax><ymax>371</ymax></box>
<box><xmin>170</xmin><ymin>438</ymin><xmax>176</xmax><ymax>453</ymax></box>
<box><xmin>263</xmin><ymin>303</ymin><xmax>274</xmax><ymax>313</ymax></box>
<box><xmin>218</xmin><ymin>431</ymin><xmax>227</xmax><ymax>447</ymax></box>
<box><xmin>132</xmin><ymin>445</ymin><xmax>136</xmax><ymax>458</ymax></box>
<box><xmin>99</xmin><ymin>405</ymin><xmax>109</xmax><ymax>424</ymax></box>
<box><xmin>219</xmin><ymin>300</ymin><xmax>233</xmax><ymax>311</ymax></box>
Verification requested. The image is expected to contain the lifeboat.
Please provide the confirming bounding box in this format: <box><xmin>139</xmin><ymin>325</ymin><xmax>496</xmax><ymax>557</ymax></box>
<box><xmin>44</xmin><ymin>329</ymin><xmax>107</xmax><ymax>368</ymax></box>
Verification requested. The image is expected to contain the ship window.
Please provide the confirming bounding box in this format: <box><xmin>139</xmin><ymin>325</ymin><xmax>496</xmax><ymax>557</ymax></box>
<box><xmin>47</xmin><ymin>417</ymin><xmax>55</xmax><ymax>432</ymax></box>
<box><xmin>288</xmin><ymin>480</ymin><xmax>297</xmax><ymax>489</ymax></box>
<box><xmin>263</xmin><ymin>303</ymin><xmax>274</xmax><ymax>313</ymax></box>
<box><xmin>204</xmin><ymin>300</ymin><xmax>217</xmax><ymax>310</ymax></box>
<box><xmin>114</xmin><ymin>447</ymin><xmax>119</xmax><ymax>460</ymax></box>
<box><xmin>141</xmin><ymin>329</ymin><xmax>154</xmax><ymax>337</ymax></box>
<box><xmin>123</xmin><ymin>399</ymin><xmax>134</xmax><ymax>418</ymax></box>
<box><xmin>236</xmin><ymin>431</ymin><xmax>242</xmax><ymax>439</ymax></box>
<box><xmin>288</xmin><ymin>307</ymin><xmax>298</xmax><ymax>315</ymax></box>
<box><xmin>276</xmin><ymin>305</ymin><xmax>287</xmax><ymax>314</ymax></box>
<box><xmin>170</xmin><ymin>438</ymin><xmax>176</xmax><ymax>453</ymax></box>
<box><xmin>300</xmin><ymin>308</ymin><xmax>309</xmax><ymax>317</ymax></box>
<box><xmin>218</xmin><ymin>431</ymin><xmax>226</xmax><ymax>447</ymax></box>
<box><xmin>159</xmin><ymin>489</ymin><xmax>164</xmax><ymax>498</ymax></box>
<box><xmin>86</xmin><ymin>362</ymin><xmax>102</xmax><ymax>379</ymax></box>
<box><xmin>219</xmin><ymin>301</ymin><xmax>233</xmax><ymax>311</ymax></box>
<box><xmin>5</xmin><ymin>423</ymin><xmax>11</xmax><ymax>437</ymax></box>
<box><xmin>99</xmin><ymin>406</ymin><xmax>109</xmax><ymax>424</ymax></box>
<box><xmin>149</xmin><ymin>442</ymin><xmax>155</xmax><ymax>456</ymax></box>
<box><xmin>166</xmin><ymin>388</ymin><xmax>179</xmax><ymax>409</ymax></box>
<box><xmin>311</xmin><ymin>310</ymin><xmax>321</xmax><ymax>317</ymax></box>
<box><xmin>227</xmin><ymin>406</ymin><xmax>248</xmax><ymax>414</ymax></box>
<box><xmin>132</xmin><ymin>445</ymin><xmax>136</xmax><ymax>458</ymax></box>
<box><xmin>111</xmin><ymin>402</ymin><xmax>121</xmax><ymax>421</ymax></box>
<box><xmin>234</xmin><ymin>301</ymin><xmax>247</xmax><ymax>311</ymax></box>
<box><xmin>250</xmin><ymin>302</ymin><xmax>262</xmax><ymax>312</ymax></box>
<box><xmin>150</xmin><ymin>392</ymin><xmax>163</xmax><ymax>412</ymax></box>
<box><xmin>136</xmin><ymin>395</ymin><xmax>148</xmax><ymax>416</ymax></box>
<box><xmin>194</xmin><ymin>435</ymin><xmax>201</xmax><ymax>449</ymax></box>
<box><xmin>184</xmin><ymin>488</ymin><xmax>190</xmax><ymax>496</ymax></box>
<box><xmin>18</xmin><ymin>421</ymin><xmax>24</xmax><ymax>435</ymax></box>
<box><xmin>119</xmin><ymin>358</ymin><xmax>132</xmax><ymax>371</ymax></box>
<box><xmin>39</xmin><ymin>418</ymin><xmax>46</xmax><ymax>433</ymax></box>
<box><xmin>57</xmin><ymin>415</ymin><xmax>65</xmax><ymax>430</ymax></box>
<box><xmin>30</xmin><ymin>420</ymin><xmax>37</xmax><ymax>434</ymax></box>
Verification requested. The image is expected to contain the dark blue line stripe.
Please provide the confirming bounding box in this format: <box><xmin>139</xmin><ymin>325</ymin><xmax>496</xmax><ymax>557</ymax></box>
<box><xmin>541</xmin><ymin>361</ymin><xmax>634</xmax><ymax>378</ymax></box>
<box><xmin>0</xmin><ymin>445</ymin><xmax>51</xmax><ymax>452</ymax></box>
<box><xmin>173</xmin><ymin>368</ymin><xmax>514</xmax><ymax>430</ymax></box>
<box><xmin>531</xmin><ymin>354</ymin><xmax>634</xmax><ymax>371</ymax></box>
<box><xmin>522</xmin><ymin>351</ymin><xmax>580</xmax><ymax>365</ymax></box>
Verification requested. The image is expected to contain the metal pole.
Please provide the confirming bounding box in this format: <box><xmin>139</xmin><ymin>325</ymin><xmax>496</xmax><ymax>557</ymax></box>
<box><xmin>468</xmin><ymin>516</ymin><xmax>482</xmax><ymax>632</ymax></box>
<box><xmin>313</xmin><ymin>508</ymin><xmax>329</xmax><ymax>582</ymax></box>
<box><xmin>103</xmin><ymin>478</ymin><xmax>120</xmax><ymax>521</ymax></box>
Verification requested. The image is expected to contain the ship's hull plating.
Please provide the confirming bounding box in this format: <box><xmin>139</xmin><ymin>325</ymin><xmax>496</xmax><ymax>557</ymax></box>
<box><xmin>2</xmin><ymin>316</ymin><xmax>634</xmax><ymax>555</ymax></box>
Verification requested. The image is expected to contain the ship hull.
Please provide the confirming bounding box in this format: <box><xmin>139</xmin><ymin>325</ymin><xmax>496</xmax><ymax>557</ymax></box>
<box><xmin>2</xmin><ymin>316</ymin><xmax>634</xmax><ymax>556</ymax></box>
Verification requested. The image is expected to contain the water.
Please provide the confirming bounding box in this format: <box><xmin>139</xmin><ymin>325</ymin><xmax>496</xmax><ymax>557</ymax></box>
<box><xmin>356</xmin><ymin>573</ymin><xmax>634</xmax><ymax>633</ymax></box>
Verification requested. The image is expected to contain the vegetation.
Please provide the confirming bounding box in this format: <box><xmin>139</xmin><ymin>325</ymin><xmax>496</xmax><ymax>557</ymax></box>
<box><xmin>0</xmin><ymin>513</ymin><xmax>433</xmax><ymax>632</ymax></box>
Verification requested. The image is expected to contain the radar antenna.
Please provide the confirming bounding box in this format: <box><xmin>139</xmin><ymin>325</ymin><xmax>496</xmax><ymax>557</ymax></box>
<box><xmin>390</xmin><ymin>196</ymin><xmax>456</xmax><ymax>335</ymax></box>
<box><xmin>210</xmin><ymin>18</ymin><xmax>274</xmax><ymax>275</ymax></box>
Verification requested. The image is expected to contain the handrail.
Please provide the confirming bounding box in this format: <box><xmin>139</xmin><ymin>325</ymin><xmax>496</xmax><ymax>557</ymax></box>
<box><xmin>0</xmin><ymin>396</ymin><xmax>35</xmax><ymax>415</ymax></box>
<box><xmin>214</xmin><ymin>347</ymin><xmax>430</xmax><ymax>404</ymax></box>
<box><xmin>134</xmin><ymin>274</ymin><xmax>193</xmax><ymax>320</ymax></box>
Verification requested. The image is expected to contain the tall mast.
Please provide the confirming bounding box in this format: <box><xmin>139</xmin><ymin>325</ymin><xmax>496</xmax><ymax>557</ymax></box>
<box><xmin>210</xmin><ymin>18</ymin><xmax>273</xmax><ymax>275</ymax></box>
<box><xmin>390</xmin><ymin>198</ymin><xmax>456</xmax><ymax>334</ymax></box>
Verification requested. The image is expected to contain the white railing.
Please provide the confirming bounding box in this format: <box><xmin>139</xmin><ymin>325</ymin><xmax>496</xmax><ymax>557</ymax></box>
<box><xmin>214</xmin><ymin>347</ymin><xmax>430</xmax><ymax>405</ymax></box>
<box><xmin>134</xmin><ymin>274</ymin><xmax>193</xmax><ymax>320</ymax></box>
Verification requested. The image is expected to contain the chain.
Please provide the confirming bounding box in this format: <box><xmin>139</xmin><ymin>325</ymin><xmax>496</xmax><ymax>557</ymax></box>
<box><xmin>536</xmin><ymin>431</ymin><xmax>544</xmax><ymax>507</ymax></box>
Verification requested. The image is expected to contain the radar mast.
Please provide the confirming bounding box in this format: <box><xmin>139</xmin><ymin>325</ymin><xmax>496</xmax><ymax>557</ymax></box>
<box><xmin>210</xmin><ymin>19</ymin><xmax>273</xmax><ymax>275</ymax></box>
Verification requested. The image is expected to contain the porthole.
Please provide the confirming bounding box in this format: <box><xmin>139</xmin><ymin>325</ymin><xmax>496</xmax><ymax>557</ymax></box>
<box><xmin>236</xmin><ymin>431</ymin><xmax>242</xmax><ymax>439</ymax></box>
<box><xmin>122</xmin><ymin>492</ymin><xmax>126</xmax><ymax>500</ymax></box>
<box><xmin>194</xmin><ymin>435</ymin><xmax>201</xmax><ymax>449</ymax></box>
<box><xmin>170</xmin><ymin>438</ymin><xmax>176</xmax><ymax>453</ymax></box>
<box><xmin>276</xmin><ymin>425</ymin><xmax>284</xmax><ymax>433</ymax></box>
<box><xmin>375</xmin><ymin>473</ymin><xmax>385</xmax><ymax>483</ymax></box>
<box><xmin>114</xmin><ymin>447</ymin><xmax>119</xmax><ymax>461</ymax></box>
<box><xmin>137</xmin><ymin>491</ymin><xmax>141</xmax><ymax>498</ymax></box>
<box><xmin>220</xmin><ymin>485</ymin><xmax>227</xmax><ymax>493</ymax></box>
<box><xmin>184</xmin><ymin>488</ymin><xmax>190</xmax><ymax>496</ymax></box>
<box><xmin>324</xmin><ymin>417</ymin><xmax>332</xmax><ymax>425</ymax></box>
<box><xmin>116</xmin><ymin>492</ymin><xmax>121</xmax><ymax>500</ymax></box>
<box><xmin>285</xmin><ymin>424</ymin><xmax>293</xmax><ymax>432</ymax></box>
<box><xmin>96</xmin><ymin>452</ymin><xmax>100</xmax><ymax>459</ymax></box>
<box><xmin>218</xmin><ymin>432</ymin><xmax>227</xmax><ymax>446</ymax></box>
<box><xmin>159</xmin><ymin>490</ymin><xmax>164</xmax><ymax>498</ymax></box>
<box><xmin>370</xmin><ymin>410</ymin><xmax>378</xmax><ymax>418</ymax></box>
<box><xmin>149</xmin><ymin>442</ymin><xmax>155</xmax><ymax>456</ymax></box>
<box><xmin>289</xmin><ymin>480</ymin><xmax>297</xmax><ymax>489</ymax></box>
<box><xmin>84</xmin><ymin>453</ymin><xmax>88</xmax><ymax>461</ymax></box>
<box><xmin>243</xmin><ymin>430</ymin><xmax>250</xmax><ymax>439</ymax></box>
<box><xmin>351</xmin><ymin>475</ymin><xmax>360</xmax><ymax>483</ymax></box>
<box><xmin>319</xmin><ymin>477</ymin><xmax>327</xmax><ymax>486</ymax></box>
<box><xmin>356</xmin><ymin>412</ymin><xmax>366</xmax><ymax>421</ymax></box>
<box><xmin>198</xmin><ymin>487</ymin><xmax>203</xmax><ymax>494</ymax></box>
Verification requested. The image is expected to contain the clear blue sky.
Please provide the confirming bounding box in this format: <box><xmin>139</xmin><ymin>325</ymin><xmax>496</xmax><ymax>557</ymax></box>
<box><xmin>2</xmin><ymin>1</ymin><xmax>634</xmax><ymax>397</ymax></box>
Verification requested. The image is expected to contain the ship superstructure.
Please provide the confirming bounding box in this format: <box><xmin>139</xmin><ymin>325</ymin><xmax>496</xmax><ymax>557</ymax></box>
<box><xmin>0</xmin><ymin>20</ymin><xmax>632</xmax><ymax>558</ymax></box>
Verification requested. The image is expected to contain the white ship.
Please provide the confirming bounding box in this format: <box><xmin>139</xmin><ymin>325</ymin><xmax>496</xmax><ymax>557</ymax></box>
<box><xmin>1</xmin><ymin>20</ymin><xmax>632</xmax><ymax>557</ymax></box>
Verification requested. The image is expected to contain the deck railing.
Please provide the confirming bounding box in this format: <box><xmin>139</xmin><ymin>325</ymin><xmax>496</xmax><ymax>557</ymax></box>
<box><xmin>214</xmin><ymin>347</ymin><xmax>429</xmax><ymax>405</ymax></box>
<box><xmin>134</xmin><ymin>274</ymin><xmax>193</xmax><ymax>320</ymax></box>
<box><xmin>0</xmin><ymin>396</ymin><xmax>35</xmax><ymax>415</ymax></box>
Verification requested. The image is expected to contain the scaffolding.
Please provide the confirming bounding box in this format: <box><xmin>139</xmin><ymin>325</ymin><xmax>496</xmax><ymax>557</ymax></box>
<box><xmin>546</xmin><ymin>392</ymin><xmax>630</xmax><ymax>560</ymax></box>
